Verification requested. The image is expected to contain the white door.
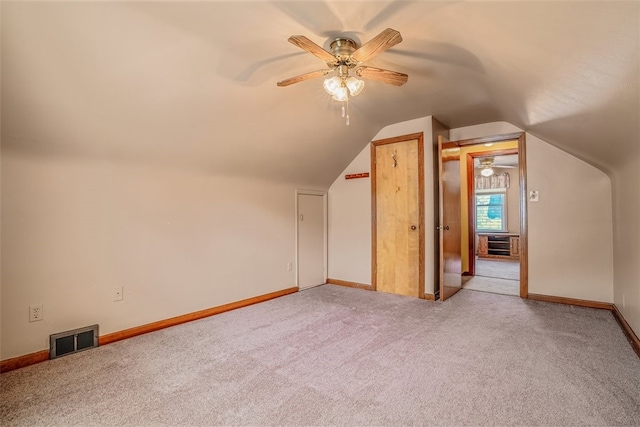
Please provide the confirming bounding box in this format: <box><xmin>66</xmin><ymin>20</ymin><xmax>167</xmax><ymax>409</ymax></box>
<box><xmin>297</xmin><ymin>193</ymin><xmax>325</xmax><ymax>289</ymax></box>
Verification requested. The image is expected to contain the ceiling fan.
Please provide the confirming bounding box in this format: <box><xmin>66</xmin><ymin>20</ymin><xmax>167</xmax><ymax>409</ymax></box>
<box><xmin>277</xmin><ymin>28</ymin><xmax>409</xmax><ymax>124</ymax></box>
<box><xmin>476</xmin><ymin>157</ymin><xmax>517</xmax><ymax>177</ymax></box>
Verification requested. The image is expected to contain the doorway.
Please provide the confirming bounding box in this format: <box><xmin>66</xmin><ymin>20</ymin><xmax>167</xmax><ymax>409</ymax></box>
<box><xmin>296</xmin><ymin>190</ymin><xmax>327</xmax><ymax>290</ymax></box>
<box><xmin>439</xmin><ymin>133</ymin><xmax>528</xmax><ymax>299</ymax></box>
<box><xmin>371</xmin><ymin>133</ymin><xmax>425</xmax><ymax>298</ymax></box>
<box><xmin>465</xmin><ymin>151</ymin><xmax>521</xmax><ymax>296</ymax></box>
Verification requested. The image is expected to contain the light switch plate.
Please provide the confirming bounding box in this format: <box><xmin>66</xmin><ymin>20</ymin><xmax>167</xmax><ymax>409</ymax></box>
<box><xmin>529</xmin><ymin>190</ymin><xmax>539</xmax><ymax>202</ymax></box>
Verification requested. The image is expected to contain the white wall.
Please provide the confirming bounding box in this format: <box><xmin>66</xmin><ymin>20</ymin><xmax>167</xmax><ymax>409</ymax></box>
<box><xmin>611</xmin><ymin>155</ymin><xmax>640</xmax><ymax>336</ymax></box>
<box><xmin>452</xmin><ymin>122</ymin><xmax>614</xmax><ymax>303</ymax></box>
<box><xmin>1</xmin><ymin>152</ymin><xmax>307</xmax><ymax>360</ymax></box>
<box><xmin>328</xmin><ymin>117</ymin><xmax>436</xmax><ymax>294</ymax></box>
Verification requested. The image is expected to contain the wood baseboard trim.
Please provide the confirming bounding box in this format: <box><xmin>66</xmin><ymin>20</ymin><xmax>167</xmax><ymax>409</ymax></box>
<box><xmin>527</xmin><ymin>293</ymin><xmax>613</xmax><ymax>310</ymax></box>
<box><xmin>0</xmin><ymin>350</ymin><xmax>50</xmax><ymax>374</ymax></box>
<box><xmin>326</xmin><ymin>278</ymin><xmax>373</xmax><ymax>290</ymax></box>
<box><xmin>612</xmin><ymin>305</ymin><xmax>640</xmax><ymax>359</ymax></box>
<box><xmin>1</xmin><ymin>287</ymin><xmax>297</xmax><ymax>374</ymax></box>
<box><xmin>99</xmin><ymin>287</ymin><xmax>298</xmax><ymax>345</ymax></box>
<box><xmin>326</xmin><ymin>278</ymin><xmax>433</xmax><ymax>300</ymax></box>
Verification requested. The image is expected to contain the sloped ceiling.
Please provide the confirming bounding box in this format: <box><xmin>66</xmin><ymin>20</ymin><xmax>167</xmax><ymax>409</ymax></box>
<box><xmin>2</xmin><ymin>1</ymin><xmax>638</xmax><ymax>187</ymax></box>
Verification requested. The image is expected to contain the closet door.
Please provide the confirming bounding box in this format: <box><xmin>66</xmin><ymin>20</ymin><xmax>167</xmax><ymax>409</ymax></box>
<box><xmin>372</xmin><ymin>133</ymin><xmax>424</xmax><ymax>298</ymax></box>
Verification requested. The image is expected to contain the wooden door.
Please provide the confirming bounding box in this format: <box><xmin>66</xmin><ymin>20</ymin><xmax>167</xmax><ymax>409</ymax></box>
<box><xmin>298</xmin><ymin>193</ymin><xmax>325</xmax><ymax>289</ymax></box>
<box><xmin>438</xmin><ymin>135</ymin><xmax>462</xmax><ymax>300</ymax></box>
<box><xmin>372</xmin><ymin>134</ymin><xmax>424</xmax><ymax>297</ymax></box>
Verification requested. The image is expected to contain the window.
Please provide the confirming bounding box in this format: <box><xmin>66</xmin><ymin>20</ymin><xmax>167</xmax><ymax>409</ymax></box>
<box><xmin>476</xmin><ymin>190</ymin><xmax>507</xmax><ymax>232</ymax></box>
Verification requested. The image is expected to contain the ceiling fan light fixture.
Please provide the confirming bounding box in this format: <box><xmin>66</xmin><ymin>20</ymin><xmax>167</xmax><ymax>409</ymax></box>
<box><xmin>323</xmin><ymin>76</ymin><xmax>342</xmax><ymax>96</ymax></box>
<box><xmin>332</xmin><ymin>86</ymin><xmax>349</xmax><ymax>102</ymax></box>
<box><xmin>346</xmin><ymin>76</ymin><xmax>364</xmax><ymax>96</ymax></box>
<box><xmin>278</xmin><ymin>29</ymin><xmax>407</xmax><ymax>126</ymax></box>
<box><xmin>480</xmin><ymin>167</ymin><xmax>494</xmax><ymax>177</ymax></box>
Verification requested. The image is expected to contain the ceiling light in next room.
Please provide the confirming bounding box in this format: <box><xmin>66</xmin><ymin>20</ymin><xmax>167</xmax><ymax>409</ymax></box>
<box><xmin>480</xmin><ymin>167</ymin><xmax>495</xmax><ymax>177</ymax></box>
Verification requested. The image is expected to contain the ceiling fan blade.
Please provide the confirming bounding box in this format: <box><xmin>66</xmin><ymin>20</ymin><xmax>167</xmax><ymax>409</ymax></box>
<box><xmin>288</xmin><ymin>35</ymin><xmax>337</xmax><ymax>63</ymax></box>
<box><xmin>277</xmin><ymin>69</ymin><xmax>330</xmax><ymax>87</ymax></box>
<box><xmin>351</xmin><ymin>28</ymin><xmax>403</xmax><ymax>63</ymax></box>
<box><xmin>356</xmin><ymin>66</ymin><xmax>408</xmax><ymax>86</ymax></box>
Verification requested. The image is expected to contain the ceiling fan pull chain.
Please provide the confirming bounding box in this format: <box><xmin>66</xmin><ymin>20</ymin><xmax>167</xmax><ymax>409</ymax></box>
<box><xmin>345</xmin><ymin>99</ymin><xmax>350</xmax><ymax>126</ymax></box>
<box><xmin>341</xmin><ymin>103</ymin><xmax>346</xmax><ymax>118</ymax></box>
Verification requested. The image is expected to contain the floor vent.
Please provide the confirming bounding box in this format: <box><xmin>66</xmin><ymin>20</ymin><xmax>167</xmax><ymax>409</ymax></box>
<box><xmin>49</xmin><ymin>324</ymin><xmax>99</xmax><ymax>359</ymax></box>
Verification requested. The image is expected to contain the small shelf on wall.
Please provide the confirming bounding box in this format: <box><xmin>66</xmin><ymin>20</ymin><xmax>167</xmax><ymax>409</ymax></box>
<box><xmin>477</xmin><ymin>233</ymin><xmax>519</xmax><ymax>260</ymax></box>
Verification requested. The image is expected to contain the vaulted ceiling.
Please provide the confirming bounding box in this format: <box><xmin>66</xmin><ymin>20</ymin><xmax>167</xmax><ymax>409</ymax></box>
<box><xmin>3</xmin><ymin>1</ymin><xmax>638</xmax><ymax>187</ymax></box>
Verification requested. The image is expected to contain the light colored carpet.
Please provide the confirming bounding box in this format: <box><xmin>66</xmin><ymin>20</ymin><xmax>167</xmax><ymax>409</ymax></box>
<box><xmin>462</xmin><ymin>275</ymin><xmax>520</xmax><ymax>296</ymax></box>
<box><xmin>2</xmin><ymin>285</ymin><xmax>639</xmax><ymax>426</ymax></box>
<box><xmin>476</xmin><ymin>258</ymin><xmax>520</xmax><ymax>280</ymax></box>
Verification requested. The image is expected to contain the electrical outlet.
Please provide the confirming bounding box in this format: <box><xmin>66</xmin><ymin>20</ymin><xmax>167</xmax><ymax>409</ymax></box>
<box><xmin>29</xmin><ymin>304</ymin><xmax>43</xmax><ymax>322</ymax></box>
<box><xmin>287</xmin><ymin>261</ymin><xmax>292</xmax><ymax>271</ymax></box>
<box><xmin>114</xmin><ymin>287</ymin><xmax>123</xmax><ymax>302</ymax></box>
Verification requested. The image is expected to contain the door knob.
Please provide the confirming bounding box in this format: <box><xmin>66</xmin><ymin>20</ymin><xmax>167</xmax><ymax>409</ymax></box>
<box><xmin>411</xmin><ymin>225</ymin><xmax>417</xmax><ymax>230</ymax></box>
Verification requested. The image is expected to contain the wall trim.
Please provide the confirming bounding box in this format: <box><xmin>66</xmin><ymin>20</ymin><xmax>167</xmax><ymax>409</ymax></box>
<box><xmin>326</xmin><ymin>278</ymin><xmax>373</xmax><ymax>290</ymax></box>
<box><xmin>527</xmin><ymin>293</ymin><xmax>613</xmax><ymax>310</ymax></box>
<box><xmin>0</xmin><ymin>350</ymin><xmax>50</xmax><ymax>373</ymax></box>
<box><xmin>1</xmin><ymin>286</ymin><xmax>298</xmax><ymax>374</ymax></box>
<box><xmin>99</xmin><ymin>287</ymin><xmax>298</xmax><ymax>345</ymax></box>
<box><xmin>612</xmin><ymin>305</ymin><xmax>640</xmax><ymax>359</ymax></box>
<box><xmin>527</xmin><ymin>294</ymin><xmax>639</xmax><ymax>359</ymax></box>
<box><xmin>5</xmin><ymin>288</ymin><xmax>635</xmax><ymax>373</ymax></box>
<box><xmin>327</xmin><ymin>279</ymin><xmax>435</xmax><ymax>301</ymax></box>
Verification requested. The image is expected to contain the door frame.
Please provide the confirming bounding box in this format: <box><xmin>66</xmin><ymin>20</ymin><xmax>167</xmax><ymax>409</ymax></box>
<box><xmin>466</xmin><ymin>147</ymin><xmax>519</xmax><ymax>277</ymax></box>
<box><xmin>451</xmin><ymin>132</ymin><xmax>528</xmax><ymax>298</ymax></box>
<box><xmin>295</xmin><ymin>189</ymin><xmax>328</xmax><ymax>289</ymax></box>
<box><xmin>371</xmin><ymin>132</ymin><xmax>426</xmax><ymax>298</ymax></box>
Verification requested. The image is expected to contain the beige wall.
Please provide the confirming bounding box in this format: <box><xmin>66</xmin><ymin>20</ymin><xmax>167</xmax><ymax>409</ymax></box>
<box><xmin>327</xmin><ymin>149</ymin><xmax>371</xmax><ymax>284</ymax></box>
<box><xmin>329</xmin><ymin>120</ymin><xmax>614</xmax><ymax>305</ymax></box>
<box><xmin>1</xmin><ymin>152</ymin><xmax>309</xmax><ymax>360</ymax></box>
<box><xmin>611</xmin><ymin>155</ymin><xmax>640</xmax><ymax>336</ymax></box>
<box><xmin>526</xmin><ymin>135</ymin><xmax>613</xmax><ymax>302</ymax></box>
<box><xmin>452</xmin><ymin>122</ymin><xmax>614</xmax><ymax>303</ymax></box>
<box><xmin>328</xmin><ymin>117</ymin><xmax>436</xmax><ymax>293</ymax></box>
